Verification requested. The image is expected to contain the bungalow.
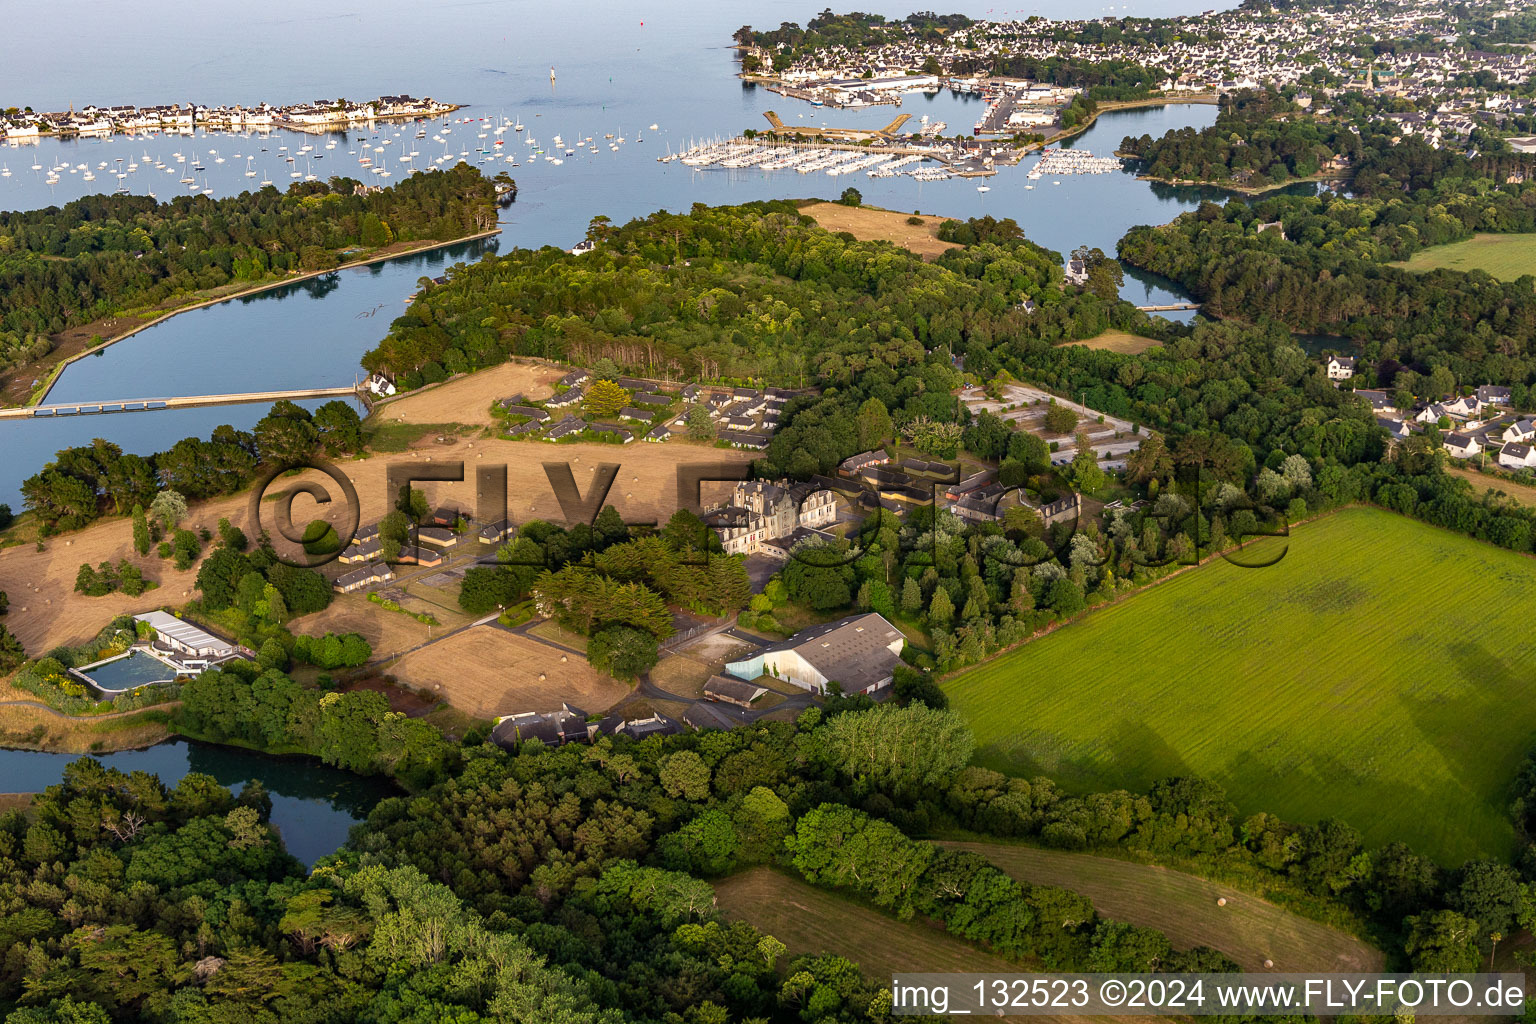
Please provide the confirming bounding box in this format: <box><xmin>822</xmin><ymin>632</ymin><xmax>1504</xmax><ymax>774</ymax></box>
<box><xmin>1326</xmin><ymin>355</ymin><xmax>1356</xmax><ymax>380</ymax></box>
<box><xmin>558</xmin><ymin>369</ymin><xmax>589</xmax><ymax>389</ymax></box>
<box><xmin>414</xmin><ymin>526</ymin><xmax>459</xmax><ymax>549</ymax></box>
<box><xmin>590</xmin><ymin>423</ymin><xmax>635</xmax><ymax>443</ymax></box>
<box><xmin>839</xmin><ymin>449</ymin><xmax>890</xmax><ymax>475</ymax></box>
<box><xmin>645</xmin><ymin>423</ymin><xmax>675</xmax><ymax>443</ymax></box>
<box><xmin>429</xmin><ymin>505</ymin><xmax>467</xmax><ymax>527</ymax></box>
<box><xmin>1378</xmin><ymin>417</ymin><xmax>1413</xmax><ymax>441</ymax></box>
<box><xmin>681</xmin><ymin>383</ymin><xmax>701</xmax><ymax>402</ymax></box>
<box><xmin>724</xmin><ymin>612</ymin><xmax>905</xmax><ymax>696</ymax></box>
<box><xmin>546</xmin><ymin>388</ymin><xmax>584</xmax><ymax>409</ymax></box>
<box><xmin>1503</xmin><ymin>419</ymin><xmax>1536</xmax><ymax>443</ymax></box>
<box><xmin>544</xmin><ymin>416</ymin><xmax>587</xmax><ymax>441</ymax></box>
<box><xmin>632</xmin><ymin>392</ymin><xmax>671</xmax><ymax>406</ymax></box>
<box><xmin>334</xmin><ymin>561</ymin><xmax>395</xmax><ymax>593</ymax></box>
<box><xmin>1499</xmin><ymin>442</ymin><xmax>1536</xmax><ymax>470</ymax></box>
<box><xmin>506</xmin><ymin>419</ymin><xmax>543</xmax><ymax>438</ymax></box>
<box><xmin>618</xmin><ymin>407</ymin><xmax>653</xmax><ymax>422</ymax></box>
<box><xmin>1443</xmin><ymin>432</ymin><xmax>1483</xmax><ymax>459</ymax></box>
<box><xmin>478</xmin><ymin>518</ymin><xmax>515</xmax><ymax>545</ymax></box>
<box><xmin>396</xmin><ymin>545</ymin><xmax>443</xmax><ymax>567</ymax></box>
<box><xmin>719</xmin><ymin>430</ymin><xmax>769</xmax><ymax>450</ymax></box>
<box><xmin>703</xmin><ymin>675</ymin><xmax>767</xmax><ymax>707</ymax></box>
<box><xmin>500</xmin><ymin>403</ymin><xmax>549</xmax><ymax>422</ymax></box>
<box><xmin>338</xmin><ymin>534</ymin><xmax>383</xmax><ymax>564</ymax></box>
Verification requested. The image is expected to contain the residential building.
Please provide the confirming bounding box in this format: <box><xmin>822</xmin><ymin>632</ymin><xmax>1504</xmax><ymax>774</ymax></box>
<box><xmin>1326</xmin><ymin>355</ymin><xmax>1356</xmax><ymax>380</ymax></box>
<box><xmin>1502</xmin><ymin>419</ymin><xmax>1536</xmax><ymax>443</ymax></box>
<box><xmin>1499</xmin><ymin>442</ymin><xmax>1536</xmax><ymax>469</ymax></box>
<box><xmin>334</xmin><ymin>562</ymin><xmax>395</xmax><ymax>593</ymax></box>
<box><xmin>724</xmin><ymin>612</ymin><xmax>905</xmax><ymax>695</ymax></box>
<box><xmin>1443</xmin><ymin>432</ymin><xmax>1483</xmax><ymax>459</ymax></box>
<box><xmin>478</xmin><ymin>519</ymin><xmax>515</xmax><ymax>545</ymax></box>
<box><xmin>839</xmin><ymin>449</ymin><xmax>890</xmax><ymax>475</ymax></box>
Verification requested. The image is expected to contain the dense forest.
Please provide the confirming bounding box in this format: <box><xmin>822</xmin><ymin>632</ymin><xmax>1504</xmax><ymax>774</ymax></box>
<box><xmin>1117</xmin><ymin>187</ymin><xmax>1536</xmax><ymax>387</ymax></box>
<box><xmin>1119</xmin><ymin>90</ymin><xmax>1366</xmax><ymax>186</ymax></box>
<box><xmin>0</xmin><ymin>165</ymin><xmax>500</xmax><ymax>380</ymax></box>
<box><xmin>5</xmin><ymin>696</ymin><xmax>1533</xmax><ymax>1023</ymax></box>
<box><xmin>361</xmin><ymin>201</ymin><xmax>1144</xmax><ymax>394</ymax></box>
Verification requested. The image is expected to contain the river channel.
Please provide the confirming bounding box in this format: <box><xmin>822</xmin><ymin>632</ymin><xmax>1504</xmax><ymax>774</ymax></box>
<box><xmin>0</xmin><ymin>738</ymin><xmax>394</xmax><ymax>866</ymax></box>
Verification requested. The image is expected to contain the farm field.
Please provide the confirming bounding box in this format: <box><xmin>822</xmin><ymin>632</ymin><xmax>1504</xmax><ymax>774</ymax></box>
<box><xmin>942</xmin><ymin>840</ymin><xmax>1381</xmax><ymax>973</ymax></box>
<box><xmin>945</xmin><ymin>507</ymin><xmax>1536</xmax><ymax>864</ymax></box>
<box><xmin>1063</xmin><ymin>330</ymin><xmax>1162</xmax><ymax>354</ymax></box>
<box><xmin>1390</xmin><ymin>232</ymin><xmax>1536</xmax><ymax>281</ymax></box>
<box><xmin>799</xmin><ymin>201</ymin><xmax>957</xmax><ymax>260</ymax></box>
<box><xmin>388</xmin><ymin>626</ymin><xmax>629</xmax><ymax>718</ymax></box>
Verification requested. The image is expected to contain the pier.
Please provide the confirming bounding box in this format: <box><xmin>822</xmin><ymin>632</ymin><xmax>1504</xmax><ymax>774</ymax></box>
<box><xmin>0</xmin><ymin>386</ymin><xmax>360</xmax><ymax>420</ymax></box>
<box><xmin>1135</xmin><ymin>303</ymin><xmax>1201</xmax><ymax>312</ymax></box>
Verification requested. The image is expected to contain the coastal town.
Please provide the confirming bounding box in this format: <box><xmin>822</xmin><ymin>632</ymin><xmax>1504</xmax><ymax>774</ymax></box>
<box><xmin>1</xmin><ymin>94</ymin><xmax>459</xmax><ymax>139</ymax></box>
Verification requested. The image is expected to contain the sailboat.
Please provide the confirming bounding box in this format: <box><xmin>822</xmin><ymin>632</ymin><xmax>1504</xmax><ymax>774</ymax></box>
<box><xmin>0</xmin><ymin>163</ymin><xmax>9</xmax><ymax>178</ymax></box>
<box><xmin>549</xmin><ymin>66</ymin><xmax>556</xmax><ymax>83</ymax></box>
<box><xmin>244</xmin><ymin>157</ymin><xmax>256</xmax><ymax>177</ymax></box>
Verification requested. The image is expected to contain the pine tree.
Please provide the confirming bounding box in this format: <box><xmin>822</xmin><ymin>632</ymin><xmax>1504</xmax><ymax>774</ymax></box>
<box><xmin>583</xmin><ymin>379</ymin><xmax>630</xmax><ymax>419</ymax></box>
<box><xmin>927</xmin><ymin>587</ymin><xmax>953</xmax><ymax>627</ymax></box>
<box><xmin>900</xmin><ymin>576</ymin><xmax>922</xmax><ymax>614</ymax></box>
<box><xmin>131</xmin><ymin>504</ymin><xmax>151</xmax><ymax>556</ymax></box>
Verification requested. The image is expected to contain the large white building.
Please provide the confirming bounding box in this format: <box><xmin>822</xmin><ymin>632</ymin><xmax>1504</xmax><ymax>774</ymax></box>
<box><xmin>725</xmin><ymin>613</ymin><xmax>905</xmax><ymax>695</ymax></box>
<box><xmin>712</xmin><ymin>480</ymin><xmax>838</xmax><ymax>558</ymax></box>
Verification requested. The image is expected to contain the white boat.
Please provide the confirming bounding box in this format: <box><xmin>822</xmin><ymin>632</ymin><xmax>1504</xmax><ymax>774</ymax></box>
<box><xmin>976</xmin><ymin>185</ymin><xmax>990</xmax><ymax>192</ymax></box>
<box><xmin>0</xmin><ymin>164</ymin><xmax>9</xmax><ymax>178</ymax></box>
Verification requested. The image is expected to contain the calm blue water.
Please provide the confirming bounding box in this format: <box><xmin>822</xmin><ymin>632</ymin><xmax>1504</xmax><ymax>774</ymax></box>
<box><xmin>0</xmin><ymin>0</ymin><xmax>1226</xmax><ymax>504</ymax></box>
<box><xmin>0</xmin><ymin>738</ymin><xmax>393</xmax><ymax>866</ymax></box>
<box><xmin>78</xmin><ymin>650</ymin><xmax>178</xmax><ymax>691</ymax></box>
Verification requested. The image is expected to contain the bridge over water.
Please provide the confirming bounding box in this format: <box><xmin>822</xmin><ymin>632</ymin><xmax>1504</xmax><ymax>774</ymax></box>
<box><xmin>0</xmin><ymin>385</ymin><xmax>360</xmax><ymax>420</ymax></box>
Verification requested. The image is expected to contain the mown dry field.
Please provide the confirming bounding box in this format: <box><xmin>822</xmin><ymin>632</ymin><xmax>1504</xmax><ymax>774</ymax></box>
<box><xmin>387</xmin><ymin>626</ymin><xmax>629</xmax><ymax>718</ymax></box>
<box><xmin>943</xmin><ymin>841</ymin><xmax>1381</xmax><ymax>973</ymax></box>
<box><xmin>0</xmin><ymin>431</ymin><xmax>753</xmax><ymax>655</ymax></box>
<box><xmin>1063</xmin><ymin>329</ymin><xmax>1162</xmax><ymax>354</ymax></box>
<box><xmin>799</xmin><ymin>201</ymin><xmax>958</xmax><ymax>260</ymax></box>
<box><xmin>373</xmin><ymin>361</ymin><xmax>563</xmax><ymax>430</ymax></box>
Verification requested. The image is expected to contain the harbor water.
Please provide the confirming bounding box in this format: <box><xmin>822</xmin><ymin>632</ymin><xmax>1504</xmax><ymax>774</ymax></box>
<box><xmin>0</xmin><ymin>0</ymin><xmax>1228</xmax><ymax>507</ymax></box>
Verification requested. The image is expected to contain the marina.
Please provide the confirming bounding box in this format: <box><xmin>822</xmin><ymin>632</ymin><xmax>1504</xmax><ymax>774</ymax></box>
<box><xmin>0</xmin><ymin>0</ymin><xmax>1228</xmax><ymax>512</ymax></box>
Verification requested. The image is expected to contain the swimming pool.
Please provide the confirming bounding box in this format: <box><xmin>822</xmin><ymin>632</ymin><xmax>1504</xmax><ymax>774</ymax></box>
<box><xmin>77</xmin><ymin>649</ymin><xmax>178</xmax><ymax>692</ymax></box>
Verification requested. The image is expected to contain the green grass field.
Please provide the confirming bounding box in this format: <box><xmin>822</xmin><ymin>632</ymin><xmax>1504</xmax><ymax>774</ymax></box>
<box><xmin>941</xmin><ymin>841</ymin><xmax>1381</xmax><ymax>973</ymax></box>
<box><xmin>945</xmin><ymin>507</ymin><xmax>1536</xmax><ymax>864</ymax></box>
<box><xmin>1391</xmin><ymin>232</ymin><xmax>1536</xmax><ymax>281</ymax></box>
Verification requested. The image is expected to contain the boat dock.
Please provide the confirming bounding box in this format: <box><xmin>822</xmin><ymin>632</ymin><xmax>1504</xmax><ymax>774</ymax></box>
<box><xmin>0</xmin><ymin>385</ymin><xmax>360</xmax><ymax>420</ymax></box>
<box><xmin>1135</xmin><ymin>303</ymin><xmax>1201</xmax><ymax>312</ymax></box>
